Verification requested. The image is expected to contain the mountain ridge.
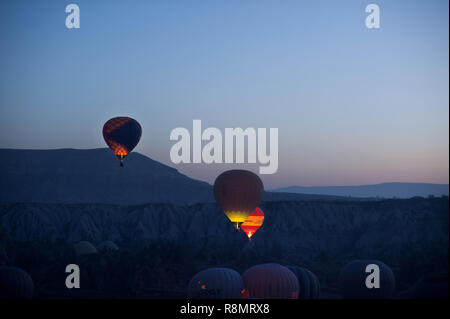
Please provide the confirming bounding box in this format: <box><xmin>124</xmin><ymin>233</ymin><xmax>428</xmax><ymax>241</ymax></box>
<box><xmin>0</xmin><ymin>148</ymin><xmax>348</xmax><ymax>205</ymax></box>
<box><xmin>272</xmin><ymin>182</ymin><xmax>449</xmax><ymax>199</ymax></box>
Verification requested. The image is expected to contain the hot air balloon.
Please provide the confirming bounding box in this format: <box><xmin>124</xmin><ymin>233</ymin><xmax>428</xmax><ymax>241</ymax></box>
<box><xmin>97</xmin><ymin>241</ymin><xmax>119</xmax><ymax>252</ymax></box>
<box><xmin>286</xmin><ymin>266</ymin><xmax>320</xmax><ymax>299</ymax></box>
<box><xmin>0</xmin><ymin>266</ymin><xmax>34</xmax><ymax>298</ymax></box>
<box><xmin>188</xmin><ymin>268</ymin><xmax>243</xmax><ymax>299</ymax></box>
<box><xmin>103</xmin><ymin>117</ymin><xmax>142</xmax><ymax>166</ymax></box>
<box><xmin>242</xmin><ymin>263</ymin><xmax>299</xmax><ymax>299</ymax></box>
<box><xmin>73</xmin><ymin>241</ymin><xmax>98</xmax><ymax>258</ymax></box>
<box><xmin>213</xmin><ymin>170</ymin><xmax>264</xmax><ymax>230</ymax></box>
<box><xmin>338</xmin><ymin>260</ymin><xmax>395</xmax><ymax>299</ymax></box>
<box><xmin>240</xmin><ymin>208</ymin><xmax>264</xmax><ymax>240</ymax></box>
<box><xmin>409</xmin><ymin>272</ymin><xmax>449</xmax><ymax>299</ymax></box>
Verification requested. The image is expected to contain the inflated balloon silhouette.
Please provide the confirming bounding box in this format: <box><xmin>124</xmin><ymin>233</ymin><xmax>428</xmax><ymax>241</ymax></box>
<box><xmin>242</xmin><ymin>263</ymin><xmax>299</xmax><ymax>299</ymax></box>
<box><xmin>286</xmin><ymin>266</ymin><xmax>321</xmax><ymax>299</ymax></box>
<box><xmin>187</xmin><ymin>268</ymin><xmax>243</xmax><ymax>299</ymax></box>
<box><xmin>338</xmin><ymin>260</ymin><xmax>395</xmax><ymax>299</ymax></box>
<box><xmin>213</xmin><ymin>170</ymin><xmax>264</xmax><ymax>230</ymax></box>
<box><xmin>0</xmin><ymin>266</ymin><xmax>34</xmax><ymax>298</ymax></box>
<box><xmin>240</xmin><ymin>208</ymin><xmax>264</xmax><ymax>240</ymax></box>
<box><xmin>103</xmin><ymin>117</ymin><xmax>142</xmax><ymax>166</ymax></box>
<box><xmin>409</xmin><ymin>272</ymin><xmax>448</xmax><ymax>299</ymax></box>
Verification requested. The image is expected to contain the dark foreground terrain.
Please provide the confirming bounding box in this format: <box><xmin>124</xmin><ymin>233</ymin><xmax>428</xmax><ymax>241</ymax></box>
<box><xmin>0</xmin><ymin>197</ymin><xmax>448</xmax><ymax>298</ymax></box>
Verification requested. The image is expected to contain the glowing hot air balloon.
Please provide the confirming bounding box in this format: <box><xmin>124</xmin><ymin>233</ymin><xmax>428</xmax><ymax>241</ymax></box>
<box><xmin>213</xmin><ymin>170</ymin><xmax>264</xmax><ymax>230</ymax></box>
<box><xmin>103</xmin><ymin>117</ymin><xmax>142</xmax><ymax>166</ymax></box>
<box><xmin>240</xmin><ymin>208</ymin><xmax>264</xmax><ymax>240</ymax></box>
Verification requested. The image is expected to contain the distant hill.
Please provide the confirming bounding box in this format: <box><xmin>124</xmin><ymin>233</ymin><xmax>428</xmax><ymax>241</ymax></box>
<box><xmin>272</xmin><ymin>183</ymin><xmax>449</xmax><ymax>199</ymax></box>
<box><xmin>0</xmin><ymin>148</ymin><xmax>344</xmax><ymax>205</ymax></box>
<box><xmin>0</xmin><ymin>148</ymin><xmax>213</xmax><ymax>205</ymax></box>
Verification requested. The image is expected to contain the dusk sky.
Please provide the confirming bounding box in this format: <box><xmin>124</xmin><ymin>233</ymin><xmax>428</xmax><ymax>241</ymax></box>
<box><xmin>0</xmin><ymin>0</ymin><xmax>448</xmax><ymax>189</ymax></box>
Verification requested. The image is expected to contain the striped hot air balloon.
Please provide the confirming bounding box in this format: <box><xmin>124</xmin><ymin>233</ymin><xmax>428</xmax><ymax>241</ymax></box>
<box><xmin>242</xmin><ymin>263</ymin><xmax>299</xmax><ymax>299</ymax></box>
<box><xmin>240</xmin><ymin>208</ymin><xmax>264</xmax><ymax>240</ymax></box>
<box><xmin>188</xmin><ymin>268</ymin><xmax>243</xmax><ymax>299</ymax></box>
<box><xmin>0</xmin><ymin>266</ymin><xmax>34</xmax><ymax>299</ymax></box>
<box><xmin>286</xmin><ymin>266</ymin><xmax>321</xmax><ymax>299</ymax></box>
<box><xmin>103</xmin><ymin>117</ymin><xmax>142</xmax><ymax>166</ymax></box>
<box><xmin>338</xmin><ymin>260</ymin><xmax>395</xmax><ymax>299</ymax></box>
<box><xmin>213</xmin><ymin>170</ymin><xmax>264</xmax><ymax>230</ymax></box>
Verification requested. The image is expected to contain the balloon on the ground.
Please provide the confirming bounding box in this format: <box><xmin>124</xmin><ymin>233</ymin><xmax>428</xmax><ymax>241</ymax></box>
<box><xmin>242</xmin><ymin>263</ymin><xmax>299</xmax><ymax>299</ymax></box>
<box><xmin>103</xmin><ymin>117</ymin><xmax>142</xmax><ymax>167</ymax></box>
<box><xmin>188</xmin><ymin>268</ymin><xmax>243</xmax><ymax>299</ymax></box>
<box><xmin>409</xmin><ymin>272</ymin><xmax>448</xmax><ymax>299</ymax></box>
<box><xmin>73</xmin><ymin>241</ymin><xmax>98</xmax><ymax>257</ymax></box>
<box><xmin>338</xmin><ymin>259</ymin><xmax>395</xmax><ymax>299</ymax></box>
<box><xmin>286</xmin><ymin>266</ymin><xmax>320</xmax><ymax>299</ymax></box>
<box><xmin>213</xmin><ymin>170</ymin><xmax>264</xmax><ymax>230</ymax></box>
<box><xmin>240</xmin><ymin>208</ymin><xmax>264</xmax><ymax>240</ymax></box>
<box><xmin>0</xmin><ymin>266</ymin><xmax>34</xmax><ymax>298</ymax></box>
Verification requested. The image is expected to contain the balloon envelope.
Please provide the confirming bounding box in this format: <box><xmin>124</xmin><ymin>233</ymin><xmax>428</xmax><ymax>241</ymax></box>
<box><xmin>409</xmin><ymin>272</ymin><xmax>448</xmax><ymax>299</ymax></box>
<box><xmin>242</xmin><ymin>263</ymin><xmax>299</xmax><ymax>299</ymax></box>
<box><xmin>213</xmin><ymin>170</ymin><xmax>264</xmax><ymax>229</ymax></box>
<box><xmin>286</xmin><ymin>266</ymin><xmax>320</xmax><ymax>299</ymax></box>
<box><xmin>188</xmin><ymin>268</ymin><xmax>243</xmax><ymax>299</ymax></box>
<box><xmin>0</xmin><ymin>266</ymin><xmax>34</xmax><ymax>299</ymax></box>
<box><xmin>240</xmin><ymin>208</ymin><xmax>264</xmax><ymax>240</ymax></box>
<box><xmin>103</xmin><ymin>117</ymin><xmax>142</xmax><ymax>166</ymax></box>
<box><xmin>338</xmin><ymin>260</ymin><xmax>395</xmax><ymax>299</ymax></box>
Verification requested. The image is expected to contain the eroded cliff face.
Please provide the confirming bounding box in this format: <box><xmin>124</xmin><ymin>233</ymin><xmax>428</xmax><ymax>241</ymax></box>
<box><xmin>1</xmin><ymin>199</ymin><xmax>447</xmax><ymax>272</ymax></box>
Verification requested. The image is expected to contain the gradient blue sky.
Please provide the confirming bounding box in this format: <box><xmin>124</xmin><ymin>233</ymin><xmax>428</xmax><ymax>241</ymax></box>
<box><xmin>0</xmin><ymin>0</ymin><xmax>448</xmax><ymax>188</ymax></box>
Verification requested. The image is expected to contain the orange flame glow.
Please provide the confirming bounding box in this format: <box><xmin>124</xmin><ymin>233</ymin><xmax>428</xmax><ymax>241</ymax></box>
<box><xmin>241</xmin><ymin>208</ymin><xmax>264</xmax><ymax>241</ymax></box>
